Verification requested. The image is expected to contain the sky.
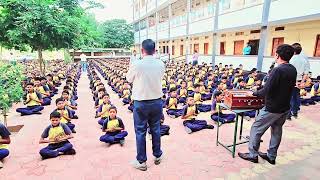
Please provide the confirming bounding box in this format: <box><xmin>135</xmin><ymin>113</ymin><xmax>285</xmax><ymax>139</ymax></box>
<box><xmin>86</xmin><ymin>0</ymin><xmax>133</xmax><ymax>23</ymax></box>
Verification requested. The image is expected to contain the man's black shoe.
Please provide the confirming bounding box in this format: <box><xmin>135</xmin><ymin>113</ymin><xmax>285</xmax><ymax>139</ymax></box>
<box><xmin>238</xmin><ymin>152</ymin><xmax>258</xmax><ymax>163</ymax></box>
<box><xmin>258</xmin><ymin>152</ymin><xmax>275</xmax><ymax>165</ymax></box>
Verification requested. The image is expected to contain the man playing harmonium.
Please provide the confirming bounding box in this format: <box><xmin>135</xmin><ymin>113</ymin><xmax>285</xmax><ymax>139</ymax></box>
<box><xmin>238</xmin><ymin>44</ymin><xmax>297</xmax><ymax>165</ymax></box>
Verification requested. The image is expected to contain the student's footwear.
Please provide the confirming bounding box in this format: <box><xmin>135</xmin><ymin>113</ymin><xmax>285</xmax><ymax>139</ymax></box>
<box><xmin>130</xmin><ymin>160</ymin><xmax>147</xmax><ymax>171</ymax></box>
<box><xmin>184</xmin><ymin>126</ymin><xmax>192</xmax><ymax>134</ymax></box>
<box><xmin>206</xmin><ymin>125</ymin><xmax>214</xmax><ymax>129</ymax></box>
<box><xmin>244</xmin><ymin>116</ymin><xmax>251</xmax><ymax>121</ymax></box>
<box><xmin>119</xmin><ymin>140</ymin><xmax>125</xmax><ymax>146</ymax></box>
<box><xmin>258</xmin><ymin>152</ymin><xmax>275</xmax><ymax>165</ymax></box>
<box><xmin>238</xmin><ymin>152</ymin><xmax>258</xmax><ymax>163</ymax></box>
<box><xmin>64</xmin><ymin>149</ymin><xmax>76</xmax><ymax>155</ymax></box>
<box><xmin>154</xmin><ymin>154</ymin><xmax>163</xmax><ymax>165</ymax></box>
<box><xmin>73</xmin><ymin>115</ymin><xmax>79</xmax><ymax>119</ymax></box>
<box><xmin>169</xmin><ymin>115</ymin><xmax>176</xmax><ymax>119</ymax></box>
<box><xmin>71</xmin><ymin>129</ymin><xmax>77</xmax><ymax>133</ymax></box>
<box><xmin>0</xmin><ymin>161</ymin><xmax>3</xmax><ymax>169</ymax></box>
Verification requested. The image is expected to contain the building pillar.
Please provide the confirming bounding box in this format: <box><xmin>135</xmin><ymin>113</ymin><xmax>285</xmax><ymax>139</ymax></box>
<box><xmin>138</xmin><ymin>0</ymin><xmax>141</xmax><ymax>54</ymax></box>
<box><xmin>211</xmin><ymin>0</ymin><xmax>220</xmax><ymax>67</ymax></box>
<box><xmin>257</xmin><ymin>0</ymin><xmax>272</xmax><ymax>71</ymax></box>
<box><xmin>146</xmin><ymin>0</ymin><xmax>149</xmax><ymax>38</ymax></box>
<box><xmin>185</xmin><ymin>0</ymin><xmax>191</xmax><ymax>63</ymax></box>
<box><xmin>155</xmin><ymin>0</ymin><xmax>159</xmax><ymax>51</ymax></box>
<box><xmin>168</xmin><ymin>4</ymin><xmax>172</xmax><ymax>61</ymax></box>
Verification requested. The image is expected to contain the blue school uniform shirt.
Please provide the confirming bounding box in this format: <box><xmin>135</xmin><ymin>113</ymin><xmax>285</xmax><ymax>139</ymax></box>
<box><xmin>243</xmin><ymin>46</ymin><xmax>251</xmax><ymax>55</ymax></box>
<box><xmin>0</xmin><ymin>123</ymin><xmax>11</xmax><ymax>149</ymax></box>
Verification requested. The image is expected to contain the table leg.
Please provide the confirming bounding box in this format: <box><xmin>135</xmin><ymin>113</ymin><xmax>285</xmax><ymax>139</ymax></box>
<box><xmin>239</xmin><ymin>113</ymin><xmax>244</xmax><ymax>140</ymax></box>
<box><xmin>216</xmin><ymin>106</ymin><xmax>220</xmax><ymax>146</ymax></box>
<box><xmin>232</xmin><ymin>114</ymin><xmax>239</xmax><ymax>158</ymax></box>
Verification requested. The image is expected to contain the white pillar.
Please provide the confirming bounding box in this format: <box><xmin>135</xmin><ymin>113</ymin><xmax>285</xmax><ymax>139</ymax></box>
<box><xmin>257</xmin><ymin>0</ymin><xmax>272</xmax><ymax>71</ymax></box>
<box><xmin>211</xmin><ymin>0</ymin><xmax>220</xmax><ymax>66</ymax></box>
<box><xmin>185</xmin><ymin>0</ymin><xmax>191</xmax><ymax>62</ymax></box>
<box><xmin>168</xmin><ymin>4</ymin><xmax>172</xmax><ymax>60</ymax></box>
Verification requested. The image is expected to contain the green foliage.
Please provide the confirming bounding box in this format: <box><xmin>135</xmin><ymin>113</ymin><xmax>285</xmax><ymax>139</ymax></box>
<box><xmin>100</xmin><ymin>19</ymin><xmax>134</xmax><ymax>49</ymax></box>
<box><xmin>0</xmin><ymin>0</ymin><xmax>103</xmax><ymax>74</ymax></box>
<box><xmin>0</xmin><ymin>62</ymin><xmax>24</xmax><ymax>118</ymax></box>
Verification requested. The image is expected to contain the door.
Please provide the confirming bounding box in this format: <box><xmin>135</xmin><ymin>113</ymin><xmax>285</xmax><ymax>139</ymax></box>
<box><xmin>271</xmin><ymin>37</ymin><xmax>284</xmax><ymax>56</ymax></box>
<box><xmin>162</xmin><ymin>46</ymin><xmax>166</xmax><ymax>53</ymax></box>
<box><xmin>248</xmin><ymin>39</ymin><xmax>260</xmax><ymax>55</ymax></box>
<box><xmin>172</xmin><ymin>45</ymin><xmax>175</xmax><ymax>55</ymax></box>
<box><xmin>194</xmin><ymin>44</ymin><xmax>199</xmax><ymax>53</ymax></box>
<box><xmin>314</xmin><ymin>34</ymin><xmax>320</xmax><ymax>57</ymax></box>
<box><xmin>180</xmin><ymin>45</ymin><xmax>184</xmax><ymax>56</ymax></box>
<box><xmin>204</xmin><ymin>43</ymin><xmax>209</xmax><ymax>55</ymax></box>
<box><xmin>220</xmin><ymin>42</ymin><xmax>226</xmax><ymax>55</ymax></box>
<box><xmin>234</xmin><ymin>40</ymin><xmax>244</xmax><ymax>55</ymax></box>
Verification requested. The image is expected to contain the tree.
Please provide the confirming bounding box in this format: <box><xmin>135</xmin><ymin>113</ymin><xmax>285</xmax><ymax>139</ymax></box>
<box><xmin>100</xmin><ymin>19</ymin><xmax>134</xmax><ymax>49</ymax></box>
<box><xmin>0</xmin><ymin>62</ymin><xmax>24</xmax><ymax>127</ymax></box>
<box><xmin>0</xmin><ymin>0</ymin><xmax>103</xmax><ymax>74</ymax></box>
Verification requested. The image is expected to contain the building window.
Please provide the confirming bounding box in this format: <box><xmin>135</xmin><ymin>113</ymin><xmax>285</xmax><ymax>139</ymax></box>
<box><xmin>315</xmin><ymin>35</ymin><xmax>320</xmax><ymax>57</ymax></box>
<box><xmin>235</xmin><ymin>32</ymin><xmax>244</xmax><ymax>36</ymax></box>
<box><xmin>172</xmin><ymin>46</ymin><xmax>175</xmax><ymax>55</ymax></box>
<box><xmin>204</xmin><ymin>43</ymin><xmax>209</xmax><ymax>55</ymax></box>
<box><xmin>180</xmin><ymin>45</ymin><xmax>184</xmax><ymax>56</ymax></box>
<box><xmin>221</xmin><ymin>0</ymin><xmax>231</xmax><ymax>10</ymax></box>
<box><xmin>234</xmin><ymin>40</ymin><xmax>244</xmax><ymax>55</ymax></box>
<box><xmin>250</xmin><ymin>30</ymin><xmax>261</xmax><ymax>34</ymax></box>
<box><xmin>220</xmin><ymin>42</ymin><xmax>226</xmax><ymax>55</ymax></box>
<box><xmin>221</xmin><ymin>34</ymin><xmax>226</xmax><ymax>37</ymax></box>
<box><xmin>162</xmin><ymin>46</ymin><xmax>166</xmax><ymax>54</ymax></box>
<box><xmin>271</xmin><ymin>37</ymin><xmax>284</xmax><ymax>56</ymax></box>
<box><xmin>275</xmin><ymin>26</ymin><xmax>285</xmax><ymax>31</ymax></box>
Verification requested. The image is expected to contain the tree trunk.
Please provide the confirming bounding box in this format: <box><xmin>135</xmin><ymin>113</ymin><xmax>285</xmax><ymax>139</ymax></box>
<box><xmin>72</xmin><ymin>49</ymin><xmax>75</xmax><ymax>62</ymax></box>
<box><xmin>3</xmin><ymin>109</ymin><xmax>8</xmax><ymax>127</ymax></box>
<box><xmin>38</xmin><ymin>49</ymin><xmax>44</xmax><ymax>75</ymax></box>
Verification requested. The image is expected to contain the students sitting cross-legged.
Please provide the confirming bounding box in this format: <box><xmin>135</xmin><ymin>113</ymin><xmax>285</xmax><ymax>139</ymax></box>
<box><xmin>182</xmin><ymin>96</ymin><xmax>214</xmax><ymax>134</ymax></box>
<box><xmin>0</xmin><ymin>122</ymin><xmax>11</xmax><ymax>169</ymax></box>
<box><xmin>311</xmin><ymin>80</ymin><xmax>320</xmax><ymax>102</ymax></box>
<box><xmin>53</xmin><ymin>98</ymin><xmax>76</xmax><ymax>133</ymax></box>
<box><xmin>193</xmin><ymin>84</ymin><xmax>211</xmax><ymax>112</ymax></box>
<box><xmin>99</xmin><ymin>106</ymin><xmax>128</xmax><ymax>146</ymax></box>
<box><xmin>34</xmin><ymin>77</ymin><xmax>52</xmax><ymax>106</ymax></box>
<box><xmin>39</xmin><ymin>111</ymin><xmax>76</xmax><ymax>160</ymax></box>
<box><xmin>210</xmin><ymin>91</ymin><xmax>236</xmax><ymax>124</ymax></box>
<box><xmin>96</xmin><ymin>93</ymin><xmax>112</xmax><ymax>126</ymax></box>
<box><xmin>16</xmin><ymin>82</ymin><xmax>44</xmax><ymax>116</ymax></box>
<box><xmin>165</xmin><ymin>88</ymin><xmax>184</xmax><ymax>118</ymax></box>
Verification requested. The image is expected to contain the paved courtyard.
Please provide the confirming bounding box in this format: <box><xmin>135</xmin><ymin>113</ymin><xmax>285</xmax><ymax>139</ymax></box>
<box><xmin>1</xmin><ymin>72</ymin><xmax>320</xmax><ymax>180</ymax></box>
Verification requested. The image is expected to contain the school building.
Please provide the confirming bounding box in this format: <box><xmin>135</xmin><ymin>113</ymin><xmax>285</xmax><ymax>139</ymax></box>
<box><xmin>131</xmin><ymin>0</ymin><xmax>320</xmax><ymax>77</ymax></box>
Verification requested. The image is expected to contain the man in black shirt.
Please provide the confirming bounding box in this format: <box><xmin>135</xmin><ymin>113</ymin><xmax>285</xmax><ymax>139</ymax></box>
<box><xmin>238</xmin><ymin>44</ymin><xmax>297</xmax><ymax>164</ymax></box>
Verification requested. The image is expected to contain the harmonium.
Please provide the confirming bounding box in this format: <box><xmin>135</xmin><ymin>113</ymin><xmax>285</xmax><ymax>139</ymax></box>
<box><xmin>224</xmin><ymin>90</ymin><xmax>264</xmax><ymax>110</ymax></box>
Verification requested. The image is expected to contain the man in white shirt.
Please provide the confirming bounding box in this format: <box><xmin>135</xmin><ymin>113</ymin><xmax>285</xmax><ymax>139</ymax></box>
<box><xmin>192</xmin><ymin>50</ymin><xmax>199</xmax><ymax>66</ymax></box>
<box><xmin>126</xmin><ymin>39</ymin><xmax>165</xmax><ymax>171</ymax></box>
<box><xmin>80</xmin><ymin>53</ymin><xmax>87</xmax><ymax>72</ymax></box>
<box><xmin>130</xmin><ymin>50</ymin><xmax>138</xmax><ymax>65</ymax></box>
<box><xmin>288</xmin><ymin>43</ymin><xmax>310</xmax><ymax>119</ymax></box>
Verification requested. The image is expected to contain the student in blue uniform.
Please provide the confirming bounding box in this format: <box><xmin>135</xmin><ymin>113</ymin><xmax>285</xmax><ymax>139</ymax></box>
<box><xmin>193</xmin><ymin>84</ymin><xmax>211</xmax><ymax>112</ymax></box>
<box><xmin>0</xmin><ymin>122</ymin><xmax>11</xmax><ymax>168</ymax></box>
<box><xmin>100</xmin><ymin>106</ymin><xmax>128</xmax><ymax>145</ymax></box>
<box><xmin>96</xmin><ymin>93</ymin><xmax>113</xmax><ymax>126</ymax></box>
<box><xmin>166</xmin><ymin>88</ymin><xmax>184</xmax><ymax>118</ymax></box>
<box><xmin>211</xmin><ymin>91</ymin><xmax>236</xmax><ymax>123</ymax></box>
<box><xmin>182</xmin><ymin>96</ymin><xmax>214</xmax><ymax>134</ymax></box>
<box><xmin>148</xmin><ymin>113</ymin><xmax>170</xmax><ymax>137</ymax></box>
<box><xmin>177</xmin><ymin>81</ymin><xmax>188</xmax><ymax>104</ymax></box>
<box><xmin>34</xmin><ymin>77</ymin><xmax>52</xmax><ymax>106</ymax></box>
<box><xmin>39</xmin><ymin>111</ymin><xmax>76</xmax><ymax>160</ymax></box>
<box><xmin>311</xmin><ymin>79</ymin><xmax>320</xmax><ymax>102</ymax></box>
<box><xmin>16</xmin><ymin>82</ymin><xmax>44</xmax><ymax>116</ymax></box>
<box><xmin>53</xmin><ymin>98</ymin><xmax>76</xmax><ymax>133</ymax></box>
